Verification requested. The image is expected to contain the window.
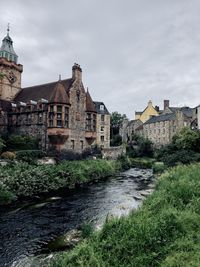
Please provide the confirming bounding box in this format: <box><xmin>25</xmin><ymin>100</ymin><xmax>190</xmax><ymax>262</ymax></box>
<box><xmin>38</xmin><ymin>112</ymin><xmax>43</xmax><ymax>123</ymax></box>
<box><xmin>101</xmin><ymin>136</ymin><xmax>104</xmax><ymax>142</ymax></box>
<box><xmin>50</xmin><ymin>105</ymin><xmax>54</xmax><ymax>112</ymax></box>
<box><xmin>80</xmin><ymin>140</ymin><xmax>84</xmax><ymax>150</ymax></box>
<box><xmin>71</xmin><ymin>140</ymin><xmax>75</xmax><ymax>150</ymax></box>
<box><xmin>57</xmin><ymin>105</ymin><xmax>62</xmax><ymax>113</ymax></box>
<box><xmin>57</xmin><ymin>105</ymin><xmax>62</xmax><ymax>127</ymax></box>
<box><xmin>65</xmin><ymin>107</ymin><xmax>69</xmax><ymax>128</ymax></box>
<box><xmin>101</xmin><ymin>126</ymin><xmax>104</xmax><ymax>132</ymax></box>
<box><xmin>101</xmin><ymin>115</ymin><xmax>105</xmax><ymax>122</ymax></box>
<box><xmin>100</xmin><ymin>104</ymin><xmax>104</xmax><ymax>111</ymax></box>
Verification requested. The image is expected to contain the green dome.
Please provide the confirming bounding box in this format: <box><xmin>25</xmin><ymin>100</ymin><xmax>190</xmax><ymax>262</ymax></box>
<box><xmin>0</xmin><ymin>27</ymin><xmax>18</xmax><ymax>63</ymax></box>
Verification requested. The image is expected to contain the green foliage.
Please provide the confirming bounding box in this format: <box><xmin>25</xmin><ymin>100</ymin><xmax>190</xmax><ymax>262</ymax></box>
<box><xmin>0</xmin><ymin>137</ymin><xmax>5</xmax><ymax>153</ymax></box>
<box><xmin>152</xmin><ymin>162</ymin><xmax>166</xmax><ymax>173</ymax></box>
<box><xmin>130</xmin><ymin>157</ymin><xmax>156</xmax><ymax>169</ymax></box>
<box><xmin>6</xmin><ymin>134</ymin><xmax>39</xmax><ymax>150</ymax></box>
<box><xmin>127</xmin><ymin>134</ymin><xmax>154</xmax><ymax>158</ymax></box>
<box><xmin>0</xmin><ymin>159</ymin><xmax>119</xmax><ymax>205</ymax></box>
<box><xmin>1</xmin><ymin>151</ymin><xmax>16</xmax><ymax>160</ymax></box>
<box><xmin>80</xmin><ymin>223</ymin><xmax>95</xmax><ymax>239</ymax></box>
<box><xmin>15</xmin><ymin>150</ymin><xmax>46</xmax><ymax>163</ymax></box>
<box><xmin>110</xmin><ymin>111</ymin><xmax>127</xmax><ymax>146</ymax></box>
<box><xmin>172</xmin><ymin>127</ymin><xmax>200</xmax><ymax>152</ymax></box>
<box><xmin>51</xmin><ymin>164</ymin><xmax>200</xmax><ymax>267</ymax></box>
<box><xmin>117</xmin><ymin>155</ymin><xmax>131</xmax><ymax>170</ymax></box>
<box><xmin>0</xmin><ymin>72</ymin><xmax>5</xmax><ymax>80</ymax></box>
<box><xmin>110</xmin><ymin>134</ymin><xmax>122</xmax><ymax>147</ymax></box>
<box><xmin>156</xmin><ymin>127</ymin><xmax>200</xmax><ymax>167</ymax></box>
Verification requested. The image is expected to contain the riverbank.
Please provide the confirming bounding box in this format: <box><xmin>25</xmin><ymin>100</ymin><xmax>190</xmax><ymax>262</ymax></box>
<box><xmin>0</xmin><ymin>159</ymin><xmax>123</xmax><ymax>206</ymax></box>
<box><xmin>51</xmin><ymin>163</ymin><xmax>200</xmax><ymax>267</ymax></box>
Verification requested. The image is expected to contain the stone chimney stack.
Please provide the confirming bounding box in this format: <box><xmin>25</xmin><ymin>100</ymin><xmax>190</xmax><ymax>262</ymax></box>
<box><xmin>72</xmin><ymin>63</ymin><xmax>82</xmax><ymax>81</ymax></box>
<box><xmin>164</xmin><ymin>100</ymin><xmax>169</xmax><ymax>110</ymax></box>
<box><xmin>155</xmin><ymin>105</ymin><xmax>159</xmax><ymax>112</ymax></box>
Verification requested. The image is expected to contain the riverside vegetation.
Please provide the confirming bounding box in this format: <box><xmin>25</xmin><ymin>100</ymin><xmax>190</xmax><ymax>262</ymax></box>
<box><xmin>50</xmin><ymin>163</ymin><xmax>200</xmax><ymax>267</ymax></box>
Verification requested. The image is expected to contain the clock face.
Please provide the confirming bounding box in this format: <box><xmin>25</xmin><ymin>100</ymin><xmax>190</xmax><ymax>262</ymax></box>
<box><xmin>8</xmin><ymin>72</ymin><xmax>17</xmax><ymax>84</ymax></box>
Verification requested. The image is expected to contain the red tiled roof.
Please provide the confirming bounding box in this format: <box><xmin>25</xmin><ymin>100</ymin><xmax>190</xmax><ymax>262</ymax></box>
<box><xmin>14</xmin><ymin>78</ymin><xmax>73</xmax><ymax>103</ymax></box>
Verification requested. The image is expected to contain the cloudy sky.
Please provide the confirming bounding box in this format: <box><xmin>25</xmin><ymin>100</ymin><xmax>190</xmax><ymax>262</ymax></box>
<box><xmin>0</xmin><ymin>0</ymin><xmax>200</xmax><ymax>118</ymax></box>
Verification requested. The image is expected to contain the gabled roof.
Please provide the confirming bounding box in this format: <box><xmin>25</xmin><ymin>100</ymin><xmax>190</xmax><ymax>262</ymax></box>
<box><xmin>144</xmin><ymin>113</ymin><xmax>176</xmax><ymax>124</ymax></box>
<box><xmin>93</xmin><ymin>101</ymin><xmax>109</xmax><ymax>115</ymax></box>
<box><xmin>49</xmin><ymin>81</ymin><xmax>70</xmax><ymax>104</ymax></box>
<box><xmin>14</xmin><ymin>78</ymin><xmax>73</xmax><ymax>103</ymax></box>
<box><xmin>86</xmin><ymin>91</ymin><xmax>96</xmax><ymax>112</ymax></box>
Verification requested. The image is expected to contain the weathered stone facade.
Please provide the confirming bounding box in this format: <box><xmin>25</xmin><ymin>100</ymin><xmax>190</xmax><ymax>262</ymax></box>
<box><xmin>94</xmin><ymin>102</ymin><xmax>110</xmax><ymax>148</ymax></box>
<box><xmin>143</xmin><ymin>107</ymin><xmax>193</xmax><ymax>147</ymax></box>
<box><xmin>0</xmin><ymin>30</ymin><xmax>110</xmax><ymax>153</ymax></box>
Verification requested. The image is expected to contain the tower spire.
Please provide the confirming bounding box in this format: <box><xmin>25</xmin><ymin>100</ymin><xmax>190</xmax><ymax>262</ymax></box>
<box><xmin>7</xmin><ymin>23</ymin><xmax>10</xmax><ymax>36</ymax></box>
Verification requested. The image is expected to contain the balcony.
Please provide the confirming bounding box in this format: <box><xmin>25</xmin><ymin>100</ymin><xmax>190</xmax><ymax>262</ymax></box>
<box><xmin>85</xmin><ymin>131</ymin><xmax>97</xmax><ymax>139</ymax></box>
<box><xmin>48</xmin><ymin>128</ymin><xmax>70</xmax><ymax>145</ymax></box>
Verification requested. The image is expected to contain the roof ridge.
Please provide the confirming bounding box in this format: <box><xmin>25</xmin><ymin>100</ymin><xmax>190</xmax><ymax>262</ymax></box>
<box><xmin>23</xmin><ymin>78</ymin><xmax>73</xmax><ymax>90</ymax></box>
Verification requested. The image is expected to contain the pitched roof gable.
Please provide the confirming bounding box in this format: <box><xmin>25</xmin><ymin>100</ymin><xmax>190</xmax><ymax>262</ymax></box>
<box><xmin>14</xmin><ymin>78</ymin><xmax>73</xmax><ymax>103</ymax></box>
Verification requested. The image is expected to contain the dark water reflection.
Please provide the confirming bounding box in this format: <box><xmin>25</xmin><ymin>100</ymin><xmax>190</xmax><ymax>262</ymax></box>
<box><xmin>0</xmin><ymin>168</ymin><xmax>154</xmax><ymax>267</ymax></box>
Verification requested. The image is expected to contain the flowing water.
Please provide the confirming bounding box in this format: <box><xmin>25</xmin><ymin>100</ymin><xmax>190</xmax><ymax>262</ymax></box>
<box><xmin>0</xmin><ymin>168</ymin><xmax>154</xmax><ymax>267</ymax></box>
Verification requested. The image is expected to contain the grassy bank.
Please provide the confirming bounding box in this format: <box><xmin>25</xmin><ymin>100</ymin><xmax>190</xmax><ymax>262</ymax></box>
<box><xmin>51</xmin><ymin>163</ymin><xmax>200</xmax><ymax>267</ymax></box>
<box><xmin>0</xmin><ymin>159</ymin><xmax>122</xmax><ymax>205</ymax></box>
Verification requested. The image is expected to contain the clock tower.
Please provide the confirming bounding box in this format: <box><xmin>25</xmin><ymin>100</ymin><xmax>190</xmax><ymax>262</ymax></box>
<box><xmin>0</xmin><ymin>26</ymin><xmax>23</xmax><ymax>101</ymax></box>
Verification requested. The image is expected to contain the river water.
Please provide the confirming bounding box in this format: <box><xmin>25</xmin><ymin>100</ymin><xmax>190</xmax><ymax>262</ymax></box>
<box><xmin>0</xmin><ymin>168</ymin><xmax>154</xmax><ymax>267</ymax></box>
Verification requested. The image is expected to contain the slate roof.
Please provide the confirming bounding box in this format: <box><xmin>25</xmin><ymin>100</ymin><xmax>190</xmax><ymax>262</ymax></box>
<box><xmin>14</xmin><ymin>78</ymin><xmax>73</xmax><ymax>103</ymax></box>
<box><xmin>144</xmin><ymin>113</ymin><xmax>176</xmax><ymax>124</ymax></box>
<box><xmin>93</xmin><ymin>101</ymin><xmax>109</xmax><ymax>115</ymax></box>
<box><xmin>49</xmin><ymin>81</ymin><xmax>70</xmax><ymax>104</ymax></box>
<box><xmin>86</xmin><ymin>91</ymin><xmax>96</xmax><ymax>113</ymax></box>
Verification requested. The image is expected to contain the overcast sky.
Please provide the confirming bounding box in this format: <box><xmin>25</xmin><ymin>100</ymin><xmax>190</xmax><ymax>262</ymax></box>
<box><xmin>1</xmin><ymin>0</ymin><xmax>200</xmax><ymax>118</ymax></box>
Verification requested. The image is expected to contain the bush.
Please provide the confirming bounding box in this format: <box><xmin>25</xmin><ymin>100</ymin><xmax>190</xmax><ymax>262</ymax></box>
<box><xmin>161</xmin><ymin>150</ymin><xmax>200</xmax><ymax>167</ymax></box>
<box><xmin>15</xmin><ymin>150</ymin><xmax>46</xmax><ymax>163</ymax></box>
<box><xmin>127</xmin><ymin>134</ymin><xmax>154</xmax><ymax>158</ymax></box>
<box><xmin>152</xmin><ymin>161</ymin><xmax>166</xmax><ymax>173</ymax></box>
<box><xmin>117</xmin><ymin>155</ymin><xmax>131</xmax><ymax>170</ymax></box>
<box><xmin>130</xmin><ymin>158</ymin><xmax>155</xmax><ymax>169</ymax></box>
<box><xmin>1</xmin><ymin>151</ymin><xmax>16</xmax><ymax>160</ymax></box>
<box><xmin>6</xmin><ymin>134</ymin><xmax>39</xmax><ymax>150</ymax></box>
<box><xmin>0</xmin><ymin>137</ymin><xmax>5</xmax><ymax>153</ymax></box>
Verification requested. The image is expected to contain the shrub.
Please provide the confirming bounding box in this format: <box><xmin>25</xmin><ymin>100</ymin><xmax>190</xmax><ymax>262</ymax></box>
<box><xmin>130</xmin><ymin>158</ymin><xmax>155</xmax><ymax>169</ymax></box>
<box><xmin>1</xmin><ymin>151</ymin><xmax>16</xmax><ymax>160</ymax></box>
<box><xmin>127</xmin><ymin>134</ymin><xmax>154</xmax><ymax>158</ymax></box>
<box><xmin>6</xmin><ymin>134</ymin><xmax>39</xmax><ymax>150</ymax></box>
<box><xmin>152</xmin><ymin>161</ymin><xmax>166</xmax><ymax>173</ymax></box>
<box><xmin>0</xmin><ymin>137</ymin><xmax>5</xmax><ymax>153</ymax></box>
<box><xmin>117</xmin><ymin>155</ymin><xmax>131</xmax><ymax>170</ymax></box>
<box><xmin>161</xmin><ymin>150</ymin><xmax>200</xmax><ymax>167</ymax></box>
<box><xmin>15</xmin><ymin>150</ymin><xmax>46</xmax><ymax>163</ymax></box>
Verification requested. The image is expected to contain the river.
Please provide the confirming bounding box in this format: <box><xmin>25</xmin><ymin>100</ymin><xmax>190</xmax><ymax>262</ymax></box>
<box><xmin>0</xmin><ymin>168</ymin><xmax>154</xmax><ymax>267</ymax></box>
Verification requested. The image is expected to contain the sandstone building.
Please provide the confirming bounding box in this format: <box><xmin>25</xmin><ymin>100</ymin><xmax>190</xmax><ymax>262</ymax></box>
<box><xmin>0</xmin><ymin>28</ymin><xmax>110</xmax><ymax>152</ymax></box>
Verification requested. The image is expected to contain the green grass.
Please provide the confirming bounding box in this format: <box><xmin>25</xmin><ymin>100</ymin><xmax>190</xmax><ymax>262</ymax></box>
<box><xmin>0</xmin><ymin>159</ymin><xmax>121</xmax><ymax>205</ymax></box>
<box><xmin>50</xmin><ymin>164</ymin><xmax>200</xmax><ymax>267</ymax></box>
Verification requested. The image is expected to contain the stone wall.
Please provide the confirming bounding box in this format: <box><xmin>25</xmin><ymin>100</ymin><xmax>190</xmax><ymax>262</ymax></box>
<box><xmin>102</xmin><ymin>146</ymin><xmax>126</xmax><ymax>159</ymax></box>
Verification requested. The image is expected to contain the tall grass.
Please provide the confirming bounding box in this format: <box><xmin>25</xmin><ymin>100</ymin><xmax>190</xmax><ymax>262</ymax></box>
<box><xmin>0</xmin><ymin>159</ymin><xmax>121</xmax><ymax>205</ymax></box>
<box><xmin>51</xmin><ymin>164</ymin><xmax>200</xmax><ymax>267</ymax></box>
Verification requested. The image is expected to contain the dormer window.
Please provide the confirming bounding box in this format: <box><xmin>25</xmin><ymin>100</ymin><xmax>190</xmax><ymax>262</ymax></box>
<box><xmin>100</xmin><ymin>104</ymin><xmax>104</xmax><ymax>111</ymax></box>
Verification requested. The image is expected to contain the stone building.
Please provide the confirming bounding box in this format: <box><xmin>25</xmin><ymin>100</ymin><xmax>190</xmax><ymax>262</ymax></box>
<box><xmin>143</xmin><ymin>106</ymin><xmax>193</xmax><ymax>147</ymax></box>
<box><xmin>0</xmin><ymin>28</ymin><xmax>110</xmax><ymax>152</ymax></box>
<box><xmin>93</xmin><ymin>101</ymin><xmax>110</xmax><ymax>148</ymax></box>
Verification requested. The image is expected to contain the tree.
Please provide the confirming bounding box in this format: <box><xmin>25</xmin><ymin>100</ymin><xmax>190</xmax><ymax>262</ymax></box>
<box><xmin>110</xmin><ymin>112</ymin><xmax>127</xmax><ymax>146</ymax></box>
<box><xmin>172</xmin><ymin>127</ymin><xmax>200</xmax><ymax>152</ymax></box>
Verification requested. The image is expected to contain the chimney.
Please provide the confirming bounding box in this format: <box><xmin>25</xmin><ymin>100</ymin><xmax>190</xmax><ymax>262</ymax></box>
<box><xmin>148</xmin><ymin>100</ymin><xmax>152</xmax><ymax>106</ymax></box>
<box><xmin>164</xmin><ymin>100</ymin><xmax>169</xmax><ymax>110</ymax></box>
<box><xmin>155</xmin><ymin>105</ymin><xmax>159</xmax><ymax>112</ymax></box>
<box><xmin>72</xmin><ymin>63</ymin><xmax>82</xmax><ymax>81</ymax></box>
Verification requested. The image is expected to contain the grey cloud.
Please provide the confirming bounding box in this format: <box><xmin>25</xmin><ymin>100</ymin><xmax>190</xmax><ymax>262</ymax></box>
<box><xmin>0</xmin><ymin>0</ymin><xmax>200</xmax><ymax>118</ymax></box>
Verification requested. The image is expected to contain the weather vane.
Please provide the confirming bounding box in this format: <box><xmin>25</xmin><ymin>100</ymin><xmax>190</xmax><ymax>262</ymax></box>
<box><xmin>7</xmin><ymin>23</ymin><xmax>10</xmax><ymax>35</ymax></box>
